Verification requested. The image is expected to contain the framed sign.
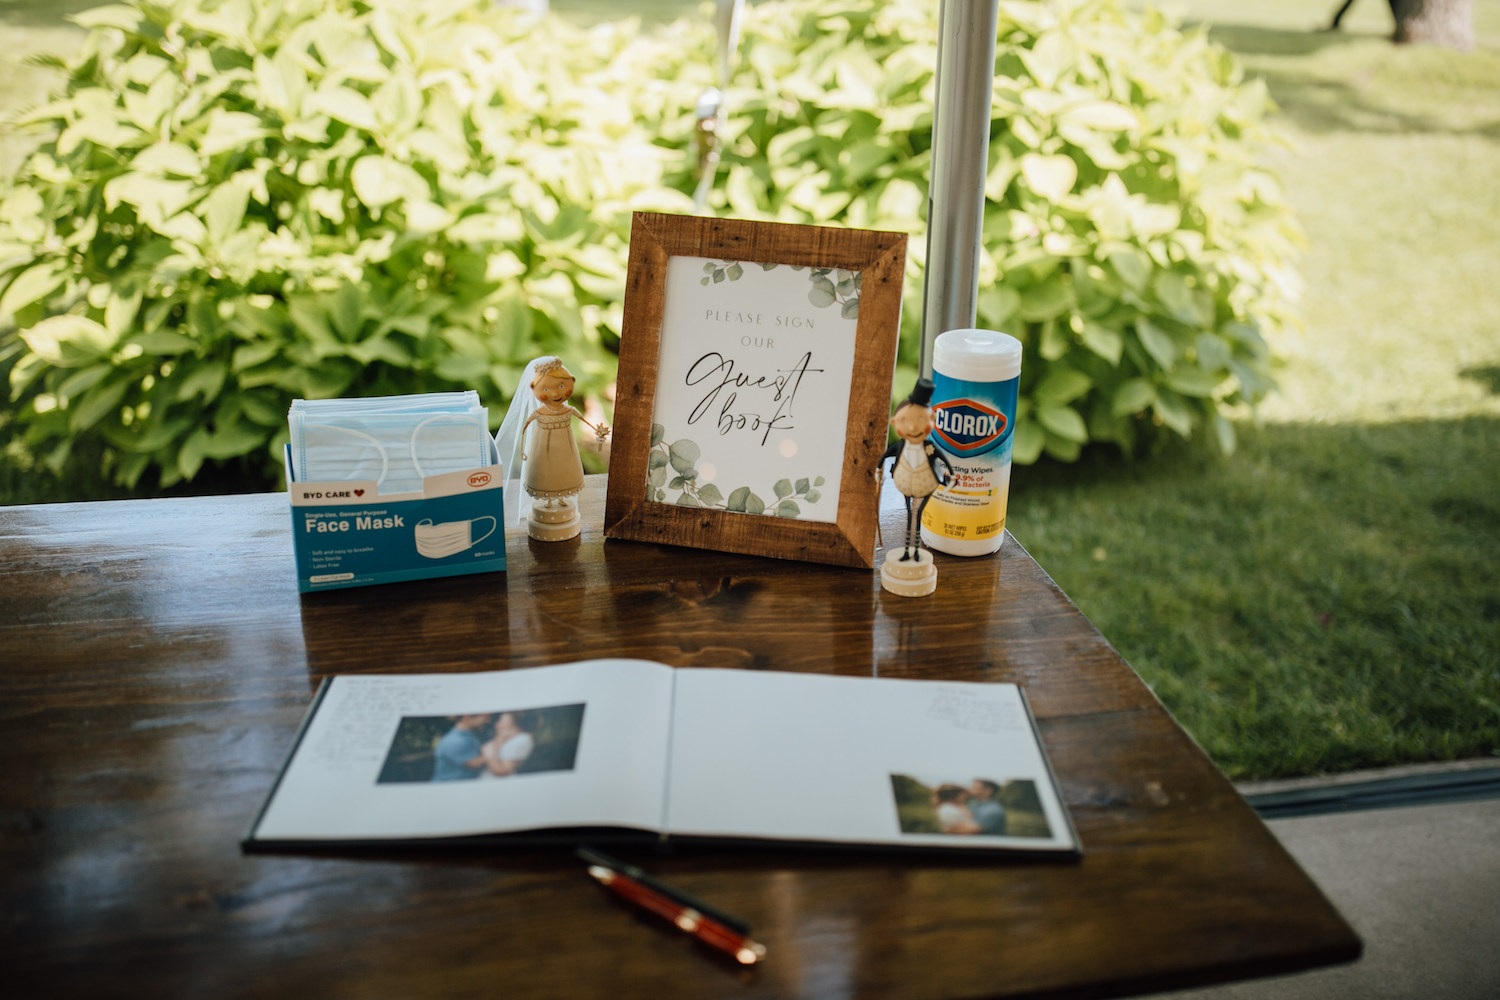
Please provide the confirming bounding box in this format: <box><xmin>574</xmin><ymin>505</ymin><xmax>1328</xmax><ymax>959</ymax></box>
<box><xmin>604</xmin><ymin>213</ymin><xmax>906</xmax><ymax>568</ymax></box>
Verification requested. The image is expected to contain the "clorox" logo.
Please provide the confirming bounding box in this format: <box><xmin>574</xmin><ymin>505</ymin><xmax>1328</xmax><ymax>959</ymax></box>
<box><xmin>467</xmin><ymin>472</ymin><xmax>492</xmax><ymax>488</ymax></box>
<box><xmin>932</xmin><ymin>398</ymin><xmax>1007</xmax><ymax>454</ymax></box>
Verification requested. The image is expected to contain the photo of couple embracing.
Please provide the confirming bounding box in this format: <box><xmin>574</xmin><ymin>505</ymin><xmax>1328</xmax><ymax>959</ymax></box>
<box><xmin>376</xmin><ymin>702</ymin><xmax>586</xmax><ymax>784</ymax></box>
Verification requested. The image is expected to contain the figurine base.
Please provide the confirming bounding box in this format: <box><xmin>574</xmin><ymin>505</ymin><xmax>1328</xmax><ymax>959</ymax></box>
<box><xmin>528</xmin><ymin>498</ymin><xmax>581</xmax><ymax>541</ymax></box>
<box><xmin>880</xmin><ymin>548</ymin><xmax>936</xmax><ymax>598</ymax></box>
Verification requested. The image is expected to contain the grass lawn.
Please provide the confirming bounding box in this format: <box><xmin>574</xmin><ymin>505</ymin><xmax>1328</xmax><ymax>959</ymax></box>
<box><xmin>1</xmin><ymin>0</ymin><xmax>1496</xmax><ymax>778</ymax></box>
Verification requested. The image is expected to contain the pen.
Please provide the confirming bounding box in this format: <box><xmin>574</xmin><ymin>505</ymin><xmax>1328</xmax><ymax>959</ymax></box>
<box><xmin>578</xmin><ymin>847</ymin><xmax>767</xmax><ymax>965</ymax></box>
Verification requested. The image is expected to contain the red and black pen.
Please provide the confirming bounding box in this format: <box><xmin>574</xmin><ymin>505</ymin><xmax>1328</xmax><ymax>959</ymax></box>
<box><xmin>577</xmin><ymin>846</ymin><xmax>767</xmax><ymax>965</ymax></box>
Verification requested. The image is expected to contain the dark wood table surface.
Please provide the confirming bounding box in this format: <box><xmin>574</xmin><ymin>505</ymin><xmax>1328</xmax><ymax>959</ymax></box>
<box><xmin>0</xmin><ymin>477</ymin><xmax>1360</xmax><ymax>999</ymax></box>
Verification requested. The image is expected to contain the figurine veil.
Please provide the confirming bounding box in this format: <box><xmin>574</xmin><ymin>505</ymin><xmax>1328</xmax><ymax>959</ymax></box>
<box><xmin>495</xmin><ymin>357</ymin><xmax>608</xmax><ymax>541</ymax></box>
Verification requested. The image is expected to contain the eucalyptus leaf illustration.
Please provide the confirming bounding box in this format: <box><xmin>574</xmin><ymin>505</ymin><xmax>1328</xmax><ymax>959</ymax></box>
<box><xmin>645</xmin><ymin>434</ymin><xmax>824</xmax><ymax>519</ymax></box>
<box><xmin>668</xmin><ymin>438</ymin><xmax>700</xmax><ymax>474</ymax></box>
<box><xmin>802</xmin><ymin>266</ymin><xmax>859</xmax><ymax>317</ymax></box>
<box><xmin>701</xmin><ymin>260</ymin><xmax>751</xmax><ymax>286</ymax></box>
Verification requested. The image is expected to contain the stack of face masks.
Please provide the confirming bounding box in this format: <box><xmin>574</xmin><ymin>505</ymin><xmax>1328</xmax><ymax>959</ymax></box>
<box><xmin>288</xmin><ymin>392</ymin><xmax>491</xmax><ymax>495</ymax></box>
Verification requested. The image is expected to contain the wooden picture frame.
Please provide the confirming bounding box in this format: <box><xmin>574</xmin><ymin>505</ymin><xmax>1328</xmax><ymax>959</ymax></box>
<box><xmin>604</xmin><ymin>213</ymin><xmax>906</xmax><ymax>569</ymax></box>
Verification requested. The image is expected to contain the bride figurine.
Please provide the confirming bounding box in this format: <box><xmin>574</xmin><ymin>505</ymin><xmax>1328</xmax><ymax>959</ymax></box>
<box><xmin>495</xmin><ymin>357</ymin><xmax>610</xmax><ymax>541</ymax></box>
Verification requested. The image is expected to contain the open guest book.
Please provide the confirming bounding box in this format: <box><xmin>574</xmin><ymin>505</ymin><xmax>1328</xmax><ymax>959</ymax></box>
<box><xmin>245</xmin><ymin>660</ymin><xmax>1080</xmax><ymax>856</ymax></box>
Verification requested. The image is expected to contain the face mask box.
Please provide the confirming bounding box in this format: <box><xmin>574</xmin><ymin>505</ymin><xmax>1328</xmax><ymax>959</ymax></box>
<box><xmin>284</xmin><ymin>442</ymin><xmax>506</xmax><ymax>593</ymax></box>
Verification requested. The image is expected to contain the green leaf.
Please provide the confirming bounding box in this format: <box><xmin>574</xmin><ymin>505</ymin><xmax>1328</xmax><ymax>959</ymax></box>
<box><xmin>1020</xmin><ymin>153</ymin><xmax>1077</xmax><ymax>201</ymax></box>
<box><xmin>178</xmin><ymin>427</ymin><xmax>212</xmax><ymax>481</ymax></box>
<box><xmin>745</xmin><ymin>492</ymin><xmax>766</xmax><ymax>515</ymax></box>
<box><xmin>676</xmin><ymin>493</ymin><xmax>703</xmax><ymax>507</ymax></box>
<box><xmin>0</xmin><ymin>261</ymin><xmax>67</xmax><ymax>317</ymax></box>
<box><xmin>1033</xmin><ymin>366</ymin><xmax>1092</xmax><ymax>406</ymax></box>
<box><xmin>1152</xmin><ymin>391</ymin><xmax>1194</xmax><ymax>438</ymax></box>
<box><xmin>204</xmin><ymin>422</ymin><xmax>267</xmax><ymax>460</ymax></box>
<box><xmin>1214</xmin><ymin>414</ymin><xmax>1237</xmax><ymax>455</ymax></box>
<box><xmin>1012</xmin><ymin>420</ymin><xmax>1044</xmax><ymax>465</ymax></box>
<box><xmin>201</xmin><ymin>183</ymin><xmax>249</xmax><ymax>246</ymax></box>
<box><xmin>1111</xmin><ymin>378</ymin><xmax>1156</xmax><ymax>417</ymax></box>
<box><xmin>21</xmin><ymin>315</ymin><xmax>118</xmax><ymax>368</ymax></box>
<box><xmin>1107</xmin><ymin>248</ymin><xmax>1152</xmax><ymax>292</ymax></box>
<box><xmin>1059</xmin><ymin>101</ymin><xmax>1138</xmax><ymax>132</ymax></box>
<box><xmin>650</xmin><ymin>424</ymin><xmax>665</xmax><ymax>448</ymax></box>
<box><xmin>1018</xmin><ymin>277</ymin><xmax>1074</xmax><ymax>323</ymax></box>
<box><xmin>775</xmin><ymin>499</ymin><xmax>801</xmax><ymax>518</ymax></box>
<box><xmin>726</xmin><ymin>485</ymin><xmax>750</xmax><ymax>512</ymax></box>
<box><xmin>773</xmin><ymin>478</ymin><xmax>793</xmax><ymax>499</ymax></box>
<box><xmin>176</xmin><ymin>361</ymin><xmax>228</xmax><ymax>402</ymax></box>
<box><xmin>840</xmin><ymin>298</ymin><xmax>859</xmax><ymax>319</ymax></box>
<box><xmin>199</xmin><ymin>110</ymin><xmax>270</xmax><ymax>157</ymax></box>
<box><xmin>1036</xmin><ymin>405</ymin><xmax>1088</xmax><ymax>443</ymax></box>
<box><xmin>1135</xmin><ymin>319</ymin><xmax>1178</xmax><ymax>370</ymax></box>
<box><xmin>696</xmin><ymin>483</ymin><xmax>724</xmax><ymax>506</ymax></box>
<box><xmin>1079</xmin><ymin>321</ymin><xmax>1123</xmax><ymax>365</ymax></box>
<box><xmin>306</xmin><ymin>85</ymin><xmax>379</xmax><ymax>132</ymax></box>
<box><xmin>1166</xmin><ymin>368</ymin><xmax>1221</xmax><ymax>398</ymax></box>
<box><xmin>68</xmin><ymin>377</ymin><xmax>130</xmax><ymax>433</ymax></box>
<box><xmin>351</xmin><ymin>156</ymin><xmax>428</xmax><ymax>209</ymax></box>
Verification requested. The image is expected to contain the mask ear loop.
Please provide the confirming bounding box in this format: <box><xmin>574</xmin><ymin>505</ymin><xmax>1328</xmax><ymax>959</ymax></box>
<box><xmin>469</xmin><ymin>516</ymin><xmax>497</xmax><ymax>546</ymax></box>
<box><xmin>409</xmin><ymin>415</ymin><xmax>485</xmax><ymax>483</ymax></box>
<box><xmin>302</xmin><ymin>423</ymin><xmax>389</xmax><ymax>488</ymax></box>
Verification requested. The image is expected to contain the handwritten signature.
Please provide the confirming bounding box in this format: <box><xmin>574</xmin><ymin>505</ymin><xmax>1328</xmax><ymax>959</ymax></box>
<box><xmin>685</xmin><ymin>351</ymin><xmax>824</xmax><ymax>446</ymax></box>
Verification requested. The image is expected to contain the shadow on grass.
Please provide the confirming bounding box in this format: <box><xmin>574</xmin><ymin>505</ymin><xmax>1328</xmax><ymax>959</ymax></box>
<box><xmin>1190</xmin><ymin>22</ymin><xmax>1390</xmax><ymax>58</ymax></box>
<box><xmin>0</xmin><ymin>0</ymin><xmax>98</xmax><ymax>30</ymax></box>
<box><xmin>1460</xmin><ymin>365</ymin><xmax>1500</xmax><ymax>396</ymax></box>
<box><xmin>1191</xmin><ymin>21</ymin><xmax>1500</xmax><ymax>141</ymax></box>
<box><xmin>1010</xmin><ymin>416</ymin><xmax>1500</xmax><ymax>780</ymax></box>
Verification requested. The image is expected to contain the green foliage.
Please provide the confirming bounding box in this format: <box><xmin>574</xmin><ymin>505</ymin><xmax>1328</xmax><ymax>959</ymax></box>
<box><xmin>715</xmin><ymin>0</ymin><xmax>1300</xmax><ymax>462</ymax></box>
<box><xmin>0</xmin><ymin>0</ymin><xmax>1298</xmax><ymax>490</ymax></box>
<box><xmin>0</xmin><ymin>0</ymin><xmax>709</xmax><ymax>489</ymax></box>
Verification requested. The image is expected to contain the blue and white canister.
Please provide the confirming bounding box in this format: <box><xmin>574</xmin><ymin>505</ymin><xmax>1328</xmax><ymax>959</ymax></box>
<box><xmin>920</xmin><ymin>329</ymin><xmax>1023</xmax><ymax>557</ymax></box>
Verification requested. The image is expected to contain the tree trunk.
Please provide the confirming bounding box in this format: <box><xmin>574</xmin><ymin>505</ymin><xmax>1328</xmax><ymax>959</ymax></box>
<box><xmin>1393</xmin><ymin>0</ymin><xmax>1475</xmax><ymax>50</ymax></box>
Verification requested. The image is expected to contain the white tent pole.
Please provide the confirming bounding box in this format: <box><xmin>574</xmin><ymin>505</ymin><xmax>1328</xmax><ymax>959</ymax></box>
<box><xmin>919</xmin><ymin>0</ymin><xmax>1001</xmax><ymax>378</ymax></box>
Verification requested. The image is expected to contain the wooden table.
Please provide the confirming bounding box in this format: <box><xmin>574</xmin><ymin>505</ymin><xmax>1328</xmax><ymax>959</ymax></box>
<box><xmin>0</xmin><ymin>478</ymin><xmax>1359</xmax><ymax>998</ymax></box>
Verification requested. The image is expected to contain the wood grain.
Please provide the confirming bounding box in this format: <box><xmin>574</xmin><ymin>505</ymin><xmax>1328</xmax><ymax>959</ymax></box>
<box><xmin>605</xmin><ymin>212</ymin><xmax>906</xmax><ymax>569</ymax></box>
<box><xmin>0</xmin><ymin>481</ymin><xmax>1360</xmax><ymax>998</ymax></box>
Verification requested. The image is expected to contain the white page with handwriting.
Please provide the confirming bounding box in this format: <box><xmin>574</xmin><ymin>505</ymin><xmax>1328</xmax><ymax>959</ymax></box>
<box><xmin>253</xmin><ymin>660</ymin><xmax>674</xmax><ymax>841</ymax></box>
<box><xmin>664</xmin><ymin>669</ymin><xmax>1075</xmax><ymax>851</ymax></box>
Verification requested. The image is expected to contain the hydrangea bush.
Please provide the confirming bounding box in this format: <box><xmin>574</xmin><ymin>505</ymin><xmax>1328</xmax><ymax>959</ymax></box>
<box><xmin>0</xmin><ymin>0</ymin><xmax>1298</xmax><ymax>490</ymax></box>
<box><xmin>717</xmin><ymin>0</ymin><xmax>1301</xmax><ymax>462</ymax></box>
<box><xmin>0</xmin><ymin>0</ymin><xmax>709</xmax><ymax>488</ymax></box>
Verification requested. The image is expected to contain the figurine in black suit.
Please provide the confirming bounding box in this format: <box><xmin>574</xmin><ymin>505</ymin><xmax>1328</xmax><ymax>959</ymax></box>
<box><xmin>880</xmin><ymin>378</ymin><xmax>952</xmax><ymax>562</ymax></box>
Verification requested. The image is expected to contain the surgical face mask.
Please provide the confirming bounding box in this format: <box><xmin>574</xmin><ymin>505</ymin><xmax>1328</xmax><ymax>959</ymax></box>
<box><xmin>415</xmin><ymin>516</ymin><xmax>497</xmax><ymax>559</ymax></box>
<box><xmin>290</xmin><ymin>391</ymin><xmax>480</xmax><ymax>416</ymax></box>
<box><xmin>289</xmin><ymin>394</ymin><xmax>490</xmax><ymax>494</ymax></box>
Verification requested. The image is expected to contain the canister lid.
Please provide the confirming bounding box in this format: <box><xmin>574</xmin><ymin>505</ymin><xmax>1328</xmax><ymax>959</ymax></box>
<box><xmin>932</xmin><ymin>328</ymin><xmax>1023</xmax><ymax>382</ymax></box>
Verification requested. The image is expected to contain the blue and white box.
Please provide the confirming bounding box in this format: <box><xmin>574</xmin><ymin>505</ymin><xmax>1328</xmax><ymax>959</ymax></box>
<box><xmin>285</xmin><ymin>444</ymin><xmax>506</xmax><ymax>593</ymax></box>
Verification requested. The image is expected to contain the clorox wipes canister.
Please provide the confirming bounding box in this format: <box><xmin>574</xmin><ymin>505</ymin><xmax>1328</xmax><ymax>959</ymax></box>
<box><xmin>920</xmin><ymin>328</ymin><xmax>1024</xmax><ymax>557</ymax></box>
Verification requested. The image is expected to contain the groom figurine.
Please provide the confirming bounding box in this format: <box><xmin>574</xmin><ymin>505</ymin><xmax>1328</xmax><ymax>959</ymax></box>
<box><xmin>878</xmin><ymin>378</ymin><xmax>951</xmax><ymax>597</ymax></box>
